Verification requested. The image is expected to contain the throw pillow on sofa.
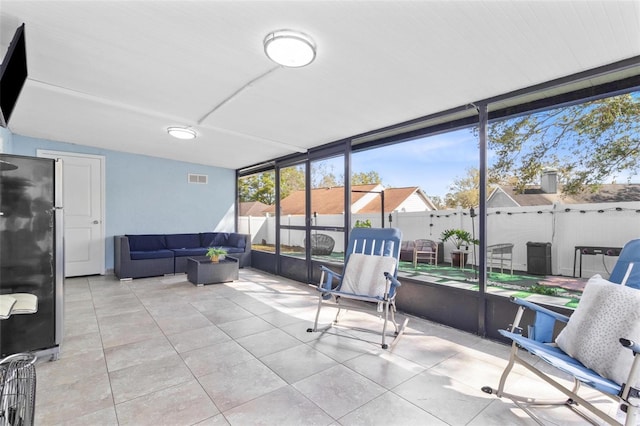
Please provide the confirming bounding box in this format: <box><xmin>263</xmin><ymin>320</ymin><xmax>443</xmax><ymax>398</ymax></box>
<box><xmin>127</xmin><ymin>234</ymin><xmax>166</xmax><ymax>251</ymax></box>
<box><xmin>200</xmin><ymin>232</ymin><xmax>229</xmax><ymax>247</ymax></box>
<box><xmin>227</xmin><ymin>233</ymin><xmax>246</xmax><ymax>249</ymax></box>
<box><xmin>166</xmin><ymin>233</ymin><xmax>200</xmax><ymax>249</ymax></box>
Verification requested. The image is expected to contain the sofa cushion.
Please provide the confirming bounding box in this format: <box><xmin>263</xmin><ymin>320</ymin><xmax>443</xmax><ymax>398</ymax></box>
<box><xmin>227</xmin><ymin>233</ymin><xmax>246</xmax><ymax>249</ymax></box>
<box><xmin>130</xmin><ymin>249</ymin><xmax>174</xmax><ymax>260</ymax></box>
<box><xmin>222</xmin><ymin>246</ymin><xmax>244</xmax><ymax>254</ymax></box>
<box><xmin>166</xmin><ymin>233</ymin><xmax>200</xmax><ymax>249</ymax></box>
<box><xmin>201</xmin><ymin>232</ymin><xmax>229</xmax><ymax>247</ymax></box>
<box><xmin>171</xmin><ymin>247</ymin><xmax>208</xmax><ymax>257</ymax></box>
<box><xmin>127</xmin><ymin>235</ymin><xmax>166</xmax><ymax>251</ymax></box>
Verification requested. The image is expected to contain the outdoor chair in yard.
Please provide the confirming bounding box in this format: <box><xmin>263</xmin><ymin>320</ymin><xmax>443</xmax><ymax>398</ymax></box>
<box><xmin>413</xmin><ymin>239</ymin><xmax>439</xmax><ymax>267</ymax></box>
<box><xmin>482</xmin><ymin>239</ymin><xmax>640</xmax><ymax>425</ymax></box>
<box><xmin>307</xmin><ymin>227</ymin><xmax>408</xmax><ymax>349</ymax></box>
<box><xmin>487</xmin><ymin>243</ymin><xmax>514</xmax><ymax>275</ymax></box>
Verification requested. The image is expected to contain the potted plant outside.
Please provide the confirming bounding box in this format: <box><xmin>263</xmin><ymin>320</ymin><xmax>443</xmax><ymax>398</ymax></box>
<box><xmin>440</xmin><ymin>229</ymin><xmax>479</xmax><ymax>267</ymax></box>
<box><xmin>206</xmin><ymin>247</ymin><xmax>227</xmax><ymax>263</ymax></box>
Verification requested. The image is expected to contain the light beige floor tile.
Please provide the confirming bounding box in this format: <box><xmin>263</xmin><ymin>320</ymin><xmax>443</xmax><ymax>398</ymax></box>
<box><xmin>338</xmin><ymin>391</ymin><xmax>448</xmax><ymax>425</ymax></box>
<box><xmin>235</xmin><ymin>328</ymin><xmax>302</xmax><ymax>358</ymax></box>
<box><xmin>166</xmin><ymin>324</ymin><xmax>232</xmax><ymax>353</ymax></box>
<box><xmin>51</xmin><ymin>406</ymin><xmax>119</xmax><ymax>426</ymax></box>
<box><xmin>294</xmin><ymin>364</ymin><xmax>386</xmax><ymax>419</ymax></box>
<box><xmin>181</xmin><ymin>340</ymin><xmax>255</xmax><ymax>377</ymax></box>
<box><xmin>108</xmin><ymin>353</ymin><xmax>193</xmax><ymax>404</ymax></box>
<box><xmin>151</xmin><ymin>305</ymin><xmax>213</xmax><ymax>335</ymax></box>
<box><xmin>64</xmin><ymin>314</ymin><xmax>100</xmax><ymax>338</ymax></box>
<box><xmin>93</xmin><ymin>294</ymin><xmax>146</xmax><ymax>318</ymax></box>
<box><xmin>306</xmin><ymin>329</ymin><xmax>377</xmax><ymax>363</ymax></box>
<box><xmin>33</xmin><ymin>268</ymin><xmax>592</xmax><ymax>426</ymax></box>
<box><xmin>201</xmin><ymin>303</ymin><xmax>255</xmax><ymax>325</ymax></box>
<box><xmin>388</xmin><ymin>333</ymin><xmax>459</xmax><ymax>368</ymax></box>
<box><xmin>343</xmin><ymin>350</ymin><xmax>425</xmax><ymax>388</ymax></box>
<box><xmin>468</xmin><ymin>399</ymin><xmax>537</xmax><ymax>425</ymax></box>
<box><xmin>36</xmin><ymin>348</ymin><xmax>107</xmax><ymax>390</ymax></box>
<box><xmin>260</xmin><ymin>343</ymin><xmax>338</xmax><ymax>384</ymax></box>
<box><xmin>198</xmin><ymin>358</ymin><xmax>287</xmax><ymax>412</ymax></box>
<box><xmin>115</xmin><ymin>379</ymin><xmax>219</xmax><ymax>425</ymax></box>
<box><xmin>97</xmin><ymin>309</ymin><xmax>156</xmax><ymax>328</ymax></box>
<box><xmin>190</xmin><ymin>297</ymin><xmax>242</xmax><ymax>315</ymax></box>
<box><xmin>430</xmin><ymin>349</ymin><xmax>518</xmax><ymax>391</ymax></box>
<box><xmin>392</xmin><ymin>369</ymin><xmax>493</xmax><ymax>425</ymax></box>
<box><xmin>34</xmin><ymin>371</ymin><xmax>113</xmax><ymax>424</ymax></box>
<box><xmin>260</xmin><ymin>309</ymin><xmax>310</xmax><ymax>327</ymax></box>
<box><xmin>216</xmin><ymin>315</ymin><xmax>275</xmax><ymax>339</ymax></box>
<box><xmin>104</xmin><ymin>335</ymin><xmax>176</xmax><ymax>372</ymax></box>
<box><xmin>59</xmin><ymin>330</ymin><xmax>104</xmax><ymax>357</ymax></box>
<box><xmin>280</xmin><ymin>320</ymin><xmax>326</xmax><ymax>343</ymax></box>
<box><xmin>224</xmin><ymin>385</ymin><xmax>334</xmax><ymax>425</ymax></box>
<box><xmin>98</xmin><ymin>310</ymin><xmax>165</xmax><ymax>349</ymax></box>
<box><xmin>193</xmin><ymin>413</ymin><xmax>231</xmax><ymax>426</ymax></box>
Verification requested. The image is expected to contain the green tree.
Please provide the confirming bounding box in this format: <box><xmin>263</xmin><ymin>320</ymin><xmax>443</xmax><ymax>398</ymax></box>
<box><xmin>280</xmin><ymin>166</ymin><xmax>306</xmax><ymax>199</ymax></box>
<box><xmin>443</xmin><ymin>168</ymin><xmax>499</xmax><ymax>208</ymax></box>
<box><xmin>427</xmin><ymin>195</ymin><xmax>446</xmax><ymax>209</ymax></box>
<box><xmin>311</xmin><ymin>161</ymin><xmax>344</xmax><ymax>188</ymax></box>
<box><xmin>351</xmin><ymin>171</ymin><xmax>382</xmax><ymax>186</ymax></box>
<box><xmin>489</xmin><ymin>93</ymin><xmax>640</xmax><ymax>194</ymax></box>
<box><xmin>238</xmin><ymin>172</ymin><xmax>275</xmax><ymax>204</ymax></box>
<box><xmin>444</xmin><ymin>168</ymin><xmax>480</xmax><ymax>208</ymax></box>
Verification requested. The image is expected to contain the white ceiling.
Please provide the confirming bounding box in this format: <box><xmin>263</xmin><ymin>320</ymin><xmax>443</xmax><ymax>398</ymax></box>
<box><xmin>1</xmin><ymin>1</ymin><xmax>639</xmax><ymax>170</ymax></box>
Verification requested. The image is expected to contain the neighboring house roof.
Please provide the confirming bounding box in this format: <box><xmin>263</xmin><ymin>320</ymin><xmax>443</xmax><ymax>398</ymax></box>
<box><xmin>266</xmin><ymin>184</ymin><xmax>436</xmax><ymax>215</ymax></box>
<box><xmin>238</xmin><ymin>201</ymin><xmax>270</xmax><ymax>216</ymax></box>
<box><xmin>488</xmin><ymin>184</ymin><xmax>640</xmax><ymax>207</ymax></box>
<box><xmin>358</xmin><ymin>187</ymin><xmax>437</xmax><ymax>213</ymax></box>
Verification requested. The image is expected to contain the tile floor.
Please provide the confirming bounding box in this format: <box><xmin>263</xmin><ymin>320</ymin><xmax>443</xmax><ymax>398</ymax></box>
<box><xmin>33</xmin><ymin>268</ymin><xmax>625</xmax><ymax>425</ymax></box>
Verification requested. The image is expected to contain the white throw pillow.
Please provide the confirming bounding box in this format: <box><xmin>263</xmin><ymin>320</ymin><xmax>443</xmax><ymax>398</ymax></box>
<box><xmin>340</xmin><ymin>253</ymin><xmax>397</xmax><ymax>298</ymax></box>
<box><xmin>556</xmin><ymin>274</ymin><xmax>640</xmax><ymax>387</ymax></box>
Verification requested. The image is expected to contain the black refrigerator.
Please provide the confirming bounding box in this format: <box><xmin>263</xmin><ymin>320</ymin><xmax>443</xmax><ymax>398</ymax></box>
<box><xmin>0</xmin><ymin>153</ymin><xmax>64</xmax><ymax>359</ymax></box>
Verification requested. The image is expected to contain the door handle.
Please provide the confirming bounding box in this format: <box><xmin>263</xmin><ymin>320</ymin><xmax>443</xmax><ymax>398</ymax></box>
<box><xmin>93</xmin><ymin>220</ymin><xmax>100</xmax><ymax>224</ymax></box>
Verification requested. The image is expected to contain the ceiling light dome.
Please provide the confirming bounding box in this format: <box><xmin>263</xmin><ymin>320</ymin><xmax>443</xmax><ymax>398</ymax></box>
<box><xmin>167</xmin><ymin>126</ymin><xmax>197</xmax><ymax>140</ymax></box>
<box><xmin>264</xmin><ymin>30</ymin><xmax>316</xmax><ymax>68</ymax></box>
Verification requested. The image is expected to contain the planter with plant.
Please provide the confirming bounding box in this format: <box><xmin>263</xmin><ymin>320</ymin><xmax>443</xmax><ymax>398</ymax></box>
<box><xmin>440</xmin><ymin>229</ymin><xmax>479</xmax><ymax>267</ymax></box>
<box><xmin>206</xmin><ymin>247</ymin><xmax>227</xmax><ymax>263</ymax></box>
<box><xmin>354</xmin><ymin>219</ymin><xmax>372</xmax><ymax>228</ymax></box>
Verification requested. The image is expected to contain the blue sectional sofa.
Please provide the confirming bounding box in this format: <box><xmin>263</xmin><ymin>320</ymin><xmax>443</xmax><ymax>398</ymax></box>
<box><xmin>114</xmin><ymin>232</ymin><xmax>251</xmax><ymax>279</ymax></box>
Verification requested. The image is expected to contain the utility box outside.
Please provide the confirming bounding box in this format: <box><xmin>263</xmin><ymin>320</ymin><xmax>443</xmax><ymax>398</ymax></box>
<box><xmin>526</xmin><ymin>242</ymin><xmax>552</xmax><ymax>275</ymax></box>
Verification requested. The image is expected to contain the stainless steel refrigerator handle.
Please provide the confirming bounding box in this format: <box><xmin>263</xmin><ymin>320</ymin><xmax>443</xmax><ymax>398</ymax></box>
<box><xmin>54</xmin><ymin>158</ymin><xmax>64</xmax><ymax>353</ymax></box>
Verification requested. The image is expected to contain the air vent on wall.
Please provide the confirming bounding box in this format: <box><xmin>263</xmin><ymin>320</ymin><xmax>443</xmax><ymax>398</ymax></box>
<box><xmin>188</xmin><ymin>173</ymin><xmax>208</xmax><ymax>184</ymax></box>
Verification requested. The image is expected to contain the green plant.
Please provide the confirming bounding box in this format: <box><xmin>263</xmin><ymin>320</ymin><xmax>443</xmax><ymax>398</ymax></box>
<box><xmin>354</xmin><ymin>219</ymin><xmax>372</xmax><ymax>228</ymax></box>
<box><xmin>440</xmin><ymin>228</ymin><xmax>479</xmax><ymax>249</ymax></box>
<box><xmin>529</xmin><ymin>284</ymin><xmax>558</xmax><ymax>296</ymax></box>
<box><xmin>206</xmin><ymin>247</ymin><xmax>227</xmax><ymax>257</ymax></box>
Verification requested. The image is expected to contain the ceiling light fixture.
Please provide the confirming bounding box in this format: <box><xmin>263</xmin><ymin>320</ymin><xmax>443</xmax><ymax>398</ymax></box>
<box><xmin>264</xmin><ymin>30</ymin><xmax>316</xmax><ymax>68</ymax></box>
<box><xmin>167</xmin><ymin>126</ymin><xmax>197</xmax><ymax>140</ymax></box>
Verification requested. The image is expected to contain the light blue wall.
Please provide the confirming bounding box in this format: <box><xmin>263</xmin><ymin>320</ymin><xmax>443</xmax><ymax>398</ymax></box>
<box><xmin>0</xmin><ymin>127</ymin><xmax>13</xmax><ymax>152</ymax></box>
<box><xmin>9</xmin><ymin>134</ymin><xmax>236</xmax><ymax>272</ymax></box>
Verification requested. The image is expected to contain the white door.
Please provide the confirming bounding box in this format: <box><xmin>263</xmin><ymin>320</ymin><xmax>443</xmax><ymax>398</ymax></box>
<box><xmin>38</xmin><ymin>150</ymin><xmax>105</xmax><ymax>277</ymax></box>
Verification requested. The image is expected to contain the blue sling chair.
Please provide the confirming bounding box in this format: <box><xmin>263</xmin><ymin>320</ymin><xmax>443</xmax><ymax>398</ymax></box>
<box><xmin>483</xmin><ymin>239</ymin><xmax>640</xmax><ymax>425</ymax></box>
<box><xmin>307</xmin><ymin>227</ymin><xmax>408</xmax><ymax>349</ymax></box>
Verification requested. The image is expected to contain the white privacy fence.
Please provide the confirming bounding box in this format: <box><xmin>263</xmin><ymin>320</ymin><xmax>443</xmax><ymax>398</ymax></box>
<box><xmin>239</xmin><ymin>201</ymin><xmax>640</xmax><ymax>278</ymax></box>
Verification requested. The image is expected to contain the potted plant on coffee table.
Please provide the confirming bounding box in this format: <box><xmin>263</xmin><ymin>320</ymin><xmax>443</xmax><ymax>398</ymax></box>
<box><xmin>440</xmin><ymin>229</ymin><xmax>478</xmax><ymax>267</ymax></box>
<box><xmin>206</xmin><ymin>247</ymin><xmax>227</xmax><ymax>263</ymax></box>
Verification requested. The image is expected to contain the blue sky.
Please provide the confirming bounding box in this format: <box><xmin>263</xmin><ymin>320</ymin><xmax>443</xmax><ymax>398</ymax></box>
<box><xmin>315</xmin><ymin>128</ymin><xmax>480</xmax><ymax>199</ymax></box>
<box><xmin>317</xmin><ymin>101</ymin><xmax>640</xmax><ymax>200</ymax></box>
<box><xmin>352</xmin><ymin>128</ymin><xmax>479</xmax><ymax>198</ymax></box>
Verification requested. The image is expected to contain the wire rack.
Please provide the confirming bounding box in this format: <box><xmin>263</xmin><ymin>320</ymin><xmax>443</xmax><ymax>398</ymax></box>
<box><xmin>0</xmin><ymin>353</ymin><xmax>37</xmax><ymax>426</ymax></box>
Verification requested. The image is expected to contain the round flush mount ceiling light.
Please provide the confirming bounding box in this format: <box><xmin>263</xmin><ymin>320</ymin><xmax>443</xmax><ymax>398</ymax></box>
<box><xmin>263</xmin><ymin>30</ymin><xmax>316</xmax><ymax>68</ymax></box>
<box><xmin>167</xmin><ymin>126</ymin><xmax>197</xmax><ymax>140</ymax></box>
